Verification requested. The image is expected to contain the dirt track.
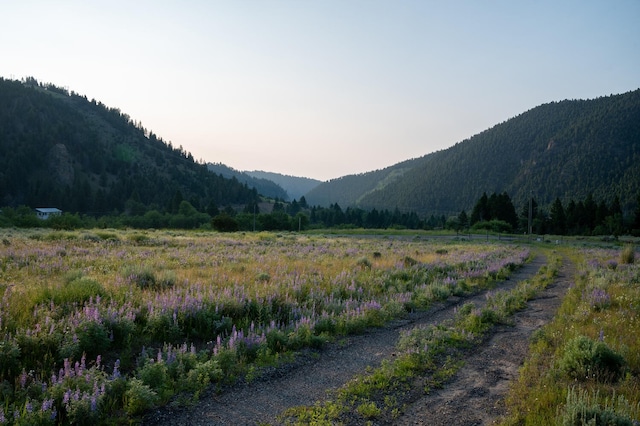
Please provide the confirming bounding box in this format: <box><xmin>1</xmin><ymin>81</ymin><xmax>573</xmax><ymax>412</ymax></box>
<box><xmin>144</xmin><ymin>254</ymin><xmax>570</xmax><ymax>425</ymax></box>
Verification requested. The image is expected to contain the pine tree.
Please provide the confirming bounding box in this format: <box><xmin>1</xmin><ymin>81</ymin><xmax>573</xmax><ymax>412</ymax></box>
<box><xmin>550</xmin><ymin>198</ymin><xmax>566</xmax><ymax>235</ymax></box>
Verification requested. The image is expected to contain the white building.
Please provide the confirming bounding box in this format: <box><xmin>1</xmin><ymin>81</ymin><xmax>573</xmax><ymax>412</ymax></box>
<box><xmin>35</xmin><ymin>208</ymin><xmax>63</xmax><ymax>220</ymax></box>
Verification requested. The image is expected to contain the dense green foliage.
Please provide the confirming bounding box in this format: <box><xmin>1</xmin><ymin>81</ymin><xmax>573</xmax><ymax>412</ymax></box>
<box><xmin>307</xmin><ymin>90</ymin><xmax>640</xmax><ymax>217</ymax></box>
<box><xmin>0</xmin><ymin>77</ymin><xmax>258</xmax><ymax>214</ymax></box>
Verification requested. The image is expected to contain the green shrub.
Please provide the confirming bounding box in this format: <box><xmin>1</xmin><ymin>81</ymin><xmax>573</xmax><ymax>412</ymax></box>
<box><xmin>356</xmin><ymin>256</ymin><xmax>372</xmax><ymax>270</ymax></box>
<box><xmin>559</xmin><ymin>387</ymin><xmax>637</xmax><ymax>426</ymax></box>
<box><xmin>356</xmin><ymin>401</ymin><xmax>381</xmax><ymax>419</ymax></box>
<box><xmin>60</xmin><ymin>321</ymin><xmax>111</xmax><ymax>360</ymax></box>
<box><xmin>125</xmin><ymin>378</ymin><xmax>159</xmax><ymax>415</ymax></box>
<box><xmin>138</xmin><ymin>360</ymin><xmax>169</xmax><ymax>391</ymax></box>
<box><xmin>93</xmin><ymin>231</ymin><xmax>120</xmax><ymax>241</ymax></box>
<box><xmin>58</xmin><ymin>277</ymin><xmax>107</xmax><ymax>305</ymax></box>
<box><xmin>403</xmin><ymin>256</ymin><xmax>418</xmax><ymax>267</ymax></box>
<box><xmin>0</xmin><ymin>339</ymin><xmax>21</xmax><ymax>380</ymax></box>
<box><xmin>559</xmin><ymin>336</ymin><xmax>625</xmax><ymax>382</ymax></box>
<box><xmin>620</xmin><ymin>245</ymin><xmax>635</xmax><ymax>265</ymax></box>
<box><xmin>265</xmin><ymin>329</ymin><xmax>288</xmax><ymax>352</ymax></box>
<box><xmin>128</xmin><ymin>233</ymin><xmax>151</xmax><ymax>244</ymax></box>
<box><xmin>314</xmin><ymin>317</ymin><xmax>337</xmax><ymax>335</ymax></box>
<box><xmin>256</xmin><ymin>272</ymin><xmax>271</xmax><ymax>282</ymax></box>
<box><xmin>124</xmin><ymin>265</ymin><xmax>175</xmax><ymax>290</ymax></box>
<box><xmin>185</xmin><ymin>359</ymin><xmax>222</xmax><ymax>394</ymax></box>
<box><xmin>145</xmin><ymin>314</ymin><xmax>182</xmax><ymax>343</ymax></box>
<box><xmin>156</xmin><ymin>270</ymin><xmax>177</xmax><ymax>289</ymax></box>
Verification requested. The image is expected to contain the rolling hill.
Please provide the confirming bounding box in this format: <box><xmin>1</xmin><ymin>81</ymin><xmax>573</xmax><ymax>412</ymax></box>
<box><xmin>305</xmin><ymin>89</ymin><xmax>640</xmax><ymax>215</ymax></box>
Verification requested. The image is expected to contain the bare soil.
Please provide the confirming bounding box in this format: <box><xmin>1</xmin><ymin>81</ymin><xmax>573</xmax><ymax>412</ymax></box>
<box><xmin>144</xmin><ymin>254</ymin><xmax>570</xmax><ymax>425</ymax></box>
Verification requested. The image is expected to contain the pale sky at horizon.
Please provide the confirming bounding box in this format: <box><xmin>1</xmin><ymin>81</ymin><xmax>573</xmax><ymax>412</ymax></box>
<box><xmin>2</xmin><ymin>1</ymin><xmax>639</xmax><ymax>181</ymax></box>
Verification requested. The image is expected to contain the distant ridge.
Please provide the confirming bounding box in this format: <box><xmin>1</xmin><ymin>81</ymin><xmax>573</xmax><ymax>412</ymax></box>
<box><xmin>245</xmin><ymin>170</ymin><xmax>321</xmax><ymax>201</ymax></box>
<box><xmin>206</xmin><ymin>163</ymin><xmax>289</xmax><ymax>200</ymax></box>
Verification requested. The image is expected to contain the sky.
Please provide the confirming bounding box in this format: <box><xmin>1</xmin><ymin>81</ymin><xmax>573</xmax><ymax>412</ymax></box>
<box><xmin>2</xmin><ymin>1</ymin><xmax>639</xmax><ymax>181</ymax></box>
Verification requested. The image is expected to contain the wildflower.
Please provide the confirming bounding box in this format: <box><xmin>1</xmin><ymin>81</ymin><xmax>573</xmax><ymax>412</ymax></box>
<box><xmin>19</xmin><ymin>370</ymin><xmax>27</xmax><ymax>389</ymax></box>
<box><xmin>41</xmin><ymin>398</ymin><xmax>54</xmax><ymax>412</ymax></box>
<box><xmin>112</xmin><ymin>359</ymin><xmax>121</xmax><ymax>379</ymax></box>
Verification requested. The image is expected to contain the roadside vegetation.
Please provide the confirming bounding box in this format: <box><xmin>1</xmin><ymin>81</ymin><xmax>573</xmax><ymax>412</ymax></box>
<box><xmin>501</xmin><ymin>244</ymin><xmax>639</xmax><ymax>425</ymax></box>
<box><xmin>0</xmin><ymin>229</ymin><xmax>528</xmax><ymax>424</ymax></box>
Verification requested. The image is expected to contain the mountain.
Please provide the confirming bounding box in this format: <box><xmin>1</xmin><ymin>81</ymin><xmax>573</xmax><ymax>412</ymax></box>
<box><xmin>0</xmin><ymin>77</ymin><xmax>258</xmax><ymax>213</ymax></box>
<box><xmin>244</xmin><ymin>170</ymin><xmax>322</xmax><ymax>200</ymax></box>
<box><xmin>302</xmin><ymin>158</ymin><xmax>421</xmax><ymax>208</ymax></box>
<box><xmin>306</xmin><ymin>89</ymin><xmax>640</xmax><ymax>215</ymax></box>
<box><xmin>206</xmin><ymin>163</ymin><xmax>289</xmax><ymax>200</ymax></box>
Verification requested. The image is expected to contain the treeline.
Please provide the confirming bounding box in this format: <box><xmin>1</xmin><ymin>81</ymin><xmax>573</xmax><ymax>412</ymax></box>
<box><xmin>455</xmin><ymin>192</ymin><xmax>640</xmax><ymax>236</ymax></box>
<box><xmin>0</xmin><ymin>196</ymin><xmax>438</xmax><ymax>232</ymax></box>
<box><xmin>3</xmin><ymin>191</ymin><xmax>639</xmax><ymax>236</ymax></box>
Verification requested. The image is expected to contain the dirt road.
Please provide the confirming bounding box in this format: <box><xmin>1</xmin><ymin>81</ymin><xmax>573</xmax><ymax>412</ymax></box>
<box><xmin>144</xmin><ymin>254</ymin><xmax>569</xmax><ymax>425</ymax></box>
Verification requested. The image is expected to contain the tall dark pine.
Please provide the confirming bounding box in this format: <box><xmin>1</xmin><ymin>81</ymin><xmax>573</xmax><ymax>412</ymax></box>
<box><xmin>550</xmin><ymin>198</ymin><xmax>566</xmax><ymax>235</ymax></box>
<box><xmin>470</xmin><ymin>192</ymin><xmax>489</xmax><ymax>224</ymax></box>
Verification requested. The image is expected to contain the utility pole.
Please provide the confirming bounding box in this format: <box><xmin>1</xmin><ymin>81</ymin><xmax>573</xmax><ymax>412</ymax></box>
<box><xmin>528</xmin><ymin>191</ymin><xmax>533</xmax><ymax>239</ymax></box>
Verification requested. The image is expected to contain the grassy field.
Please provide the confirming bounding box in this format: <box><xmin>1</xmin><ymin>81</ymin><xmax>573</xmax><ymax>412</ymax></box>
<box><xmin>0</xmin><ymin>228</ymin><xmax>637</xmax><ymax>425</ymax></box>
<box><xmin>0</xmin><ymin>228</ymin><xmax>528</xmax><ymax>424</ymax></box>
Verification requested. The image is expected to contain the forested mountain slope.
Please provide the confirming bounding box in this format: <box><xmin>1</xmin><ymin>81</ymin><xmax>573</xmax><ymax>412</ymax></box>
<box><xmin>308</xmin><ymin>90</ymin><xmax>640</xmax><ymax>215</ymax></box>
<box><xmin>244</xmin><ymin>170</ymin><xmax>321</xmax><ymax>201</ymax></box>
<box><xmin>0</xmin><ymin>78</ymin><xmax>258</xmax><ymax>213</ymax></box>
<box><xmin>304</xmin><ymin>158</ymin><xmax>422</xmax><ymax>208</ymax></box>
<box><xmin>206</xmin><ymin>163</ymin><xmax>288</xmax><ymax>200</ymax></box>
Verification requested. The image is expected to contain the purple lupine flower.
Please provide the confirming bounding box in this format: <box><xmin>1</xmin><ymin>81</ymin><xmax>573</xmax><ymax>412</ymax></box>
<box><xmin>19</xmin><ymin>370</ymin><xmax>27</xmax><ymax>389</ymax></box>
<box><xmin>112</xmin><ymin>359</ymin><xmax>121</xmax><ymax>379</ymax></box>
<box><xmin>41</xmin><ymin>398</ymin><xmax>54</xmax><ymax>412</ymax></box>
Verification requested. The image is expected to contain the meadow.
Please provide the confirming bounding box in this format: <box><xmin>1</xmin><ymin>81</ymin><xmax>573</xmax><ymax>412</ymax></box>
<box><xmin>502</xmin><ymin>244</ymin><xmax>640</xmax><ymax>425</ymax></box>
<box><xmin>0</xmin><ymin>228</ymin><xmax>529</xmax><ymax>425</ymax></box>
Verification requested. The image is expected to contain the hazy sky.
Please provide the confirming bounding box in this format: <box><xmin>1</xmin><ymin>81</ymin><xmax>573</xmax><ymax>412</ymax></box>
<box><xmin>2</xmin><ymin>1</ymin><xmax>639</xmax><ymax>181</ymax></box>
